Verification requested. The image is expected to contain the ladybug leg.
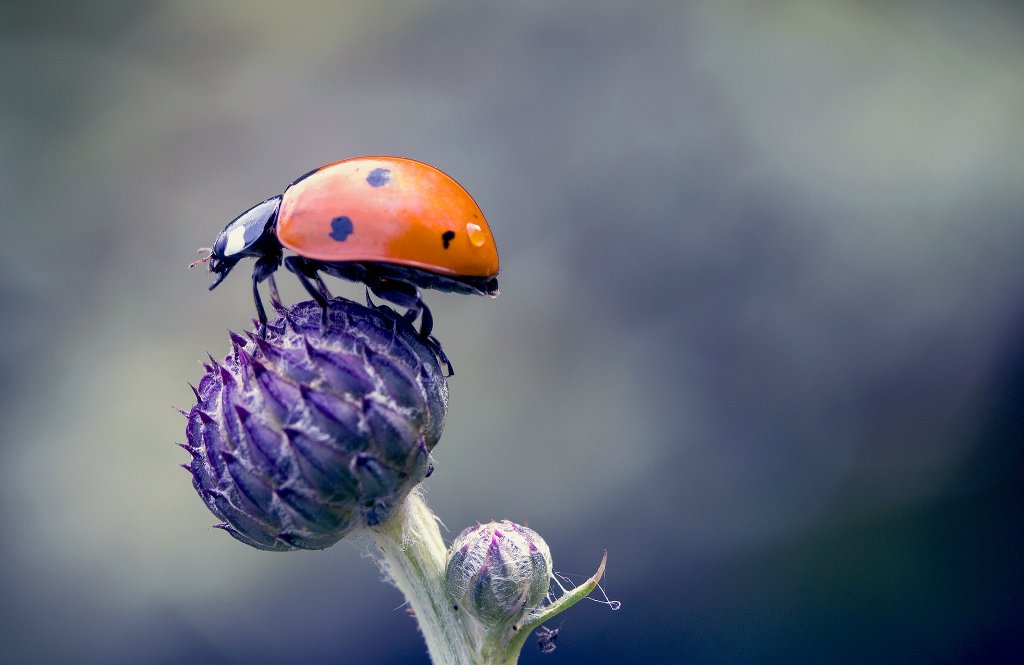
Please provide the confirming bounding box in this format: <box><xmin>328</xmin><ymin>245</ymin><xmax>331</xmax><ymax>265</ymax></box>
<box><xmin>284</xmin><ymin>256</ymin><xmax>330</xmax><ymax>332</ymax></box>
<box><xmin>428</xmin><ymin>335</ymin><xmax>454</xmax><ymax>377</ymax></box>
<box><xmin>365</xmin><ymin>276</ymin><xmax>434</xmax><ymax>336</ymax></box>
<box><xmin>251</xmin><ymin>256</ymin><xmax>280</xmax><ymax>338</ymax></box>
<box><xmin>367</xmin><ymin>277</ymin><xmax>418</xmax><ymax>308</ymax></box>
<box><xmin>267</xmin><ymin>274</ymin><xmax>282</xmax><ymax>311</ymax></box>
<box><xmin>417</xmin><ymin>300</ymin><xmax>434</xmax><ymax>339</ymax></box>
<box><xmin>362</xmin><ymin>288</ymin><xmax>401</xmax><ymax>321</ymax></box>
<box><xmin>314</xmin><ymin>273</ymin><xmax>333</xmax><ymax>301</ymax></box>
<box><xmin>360</xmin><ymin>275</ymin><xmax>450</xmax><ymax>373</ymax></box>
<box><xmin>398</xmin><ymin>293</ymin><xmax>434</xmax><ymax>339</ymax></box>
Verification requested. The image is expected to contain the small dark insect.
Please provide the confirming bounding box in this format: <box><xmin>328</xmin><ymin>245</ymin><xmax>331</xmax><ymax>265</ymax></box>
<box><xmin>535</xmin><ymin>625</ymin><xmax>560</xmax><ymax>654</ymax></box>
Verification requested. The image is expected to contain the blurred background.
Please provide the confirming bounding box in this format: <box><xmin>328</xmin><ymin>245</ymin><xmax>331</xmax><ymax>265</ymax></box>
<box><xmin>1</xmin><ymin>1</ymin><xmax>1022</xmax><ymax>663</ymax></box>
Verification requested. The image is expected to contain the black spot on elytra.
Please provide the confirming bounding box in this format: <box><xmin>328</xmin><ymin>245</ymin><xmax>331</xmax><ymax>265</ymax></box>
<box><xmin>366</xmin><ymin>168</ymin><xmax>391</xmax><ymax>187</ymax></box>
<box><xmin>441</xmin><ymin>230</ymin><xmax>456</xmax><ymax>249</ymax></box>
<box><xmin>330</xmin><ymin>216</ymin><xmax>354</xmax><ymax>241</ymax></box>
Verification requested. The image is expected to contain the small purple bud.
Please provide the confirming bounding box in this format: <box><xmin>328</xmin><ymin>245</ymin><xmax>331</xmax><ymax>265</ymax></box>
<box><xmin>183</xmin><ymin>299</ymin><xmax>448</xmax><ymax>551</ymax></box>
<box><xmin>445</xmin><ymin>520</ymin><xmax>553</xmax><ymax>628</ymax></box>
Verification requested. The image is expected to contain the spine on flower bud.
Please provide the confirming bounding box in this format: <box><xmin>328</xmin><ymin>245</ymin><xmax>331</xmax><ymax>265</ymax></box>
<box><xmin>444</xmin><ymin>520</ymin><xmax>552</xmax><ymax>628</ymax></box>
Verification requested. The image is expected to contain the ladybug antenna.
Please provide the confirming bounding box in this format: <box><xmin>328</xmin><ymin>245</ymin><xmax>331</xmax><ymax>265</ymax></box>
<box><xmin>188</xmin><ymin>248</ymin><xmax>214</xmax><ymax>270</ymax></box>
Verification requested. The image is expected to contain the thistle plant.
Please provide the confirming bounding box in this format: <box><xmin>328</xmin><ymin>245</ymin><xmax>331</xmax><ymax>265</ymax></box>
<box><xmin>181</xmin><ymin>297</ymin><xmax>612</xmax><ymax>664</ymax></box>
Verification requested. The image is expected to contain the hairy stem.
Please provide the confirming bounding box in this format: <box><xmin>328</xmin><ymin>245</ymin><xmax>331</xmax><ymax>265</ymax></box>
<box><xmin>370</xmin><ymin>491</ymin><xmax>480</xmax><ymax>665</ymax></box>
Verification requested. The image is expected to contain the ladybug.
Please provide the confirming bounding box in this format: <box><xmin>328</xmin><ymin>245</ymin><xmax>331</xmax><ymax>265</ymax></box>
<box><xmin>192</xmin><ymin>157</ymin><xmax>499</xmax><ymax>348</ymax></box>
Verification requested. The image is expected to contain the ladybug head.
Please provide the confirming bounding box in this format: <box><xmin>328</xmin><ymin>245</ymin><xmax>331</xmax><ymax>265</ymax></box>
<box><xmin>204</xmin><ymin>196</ymin><xmax>282</xmax><ymax>290</ymax></box>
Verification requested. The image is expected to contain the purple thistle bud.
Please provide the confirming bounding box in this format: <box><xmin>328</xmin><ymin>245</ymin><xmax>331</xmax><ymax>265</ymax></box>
<box><xmin>445</xmin><ymin>520</ymin><xmax>553</xmax><ymax>627</ymax></box>
<box><xmin>183</xmin><ymin>299</ymin><xmax>448</xmax><ymax>551</ymax></box>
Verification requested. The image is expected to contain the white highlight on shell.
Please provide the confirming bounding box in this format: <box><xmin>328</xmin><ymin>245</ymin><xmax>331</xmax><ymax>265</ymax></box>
<box><xmin>224</xmin><ymin>225</ymin><xmax>248</xmax><ymax>256</ymax></box>
<box><xmin>465</xmin><ymin>222</ymin><xmax>486</xmax><ymax>248</ymax></box>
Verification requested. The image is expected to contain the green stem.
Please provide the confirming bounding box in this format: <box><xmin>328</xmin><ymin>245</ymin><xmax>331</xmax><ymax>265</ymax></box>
<box><xmin>502</xmin><ymin>551</ymin><xmax>608</xmax><ymax>658</ymax></box>
<box><xmin>370</xmin><ymin>490</ymin><xmax>481</xmax><ymax>665</ymax></box>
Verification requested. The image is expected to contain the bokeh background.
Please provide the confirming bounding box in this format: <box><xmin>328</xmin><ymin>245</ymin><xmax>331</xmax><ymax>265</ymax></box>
<box><xmin>2</xmin><ymin>2</ymin><xmax>1022</xmax><ymax>663</ymax></box>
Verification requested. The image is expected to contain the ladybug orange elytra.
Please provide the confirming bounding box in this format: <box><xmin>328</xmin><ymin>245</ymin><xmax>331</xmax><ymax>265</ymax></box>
<box><xmin>192</xmin><ymin>157</ymin><xmax>499</xmax><ymax>348</ymax></box>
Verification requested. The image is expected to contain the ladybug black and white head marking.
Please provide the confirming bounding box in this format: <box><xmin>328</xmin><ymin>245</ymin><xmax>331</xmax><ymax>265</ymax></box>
<box><xmin>207</xmin><ymin>196</ymin><xmax>282</xmax><ymax>289</ymax></box>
